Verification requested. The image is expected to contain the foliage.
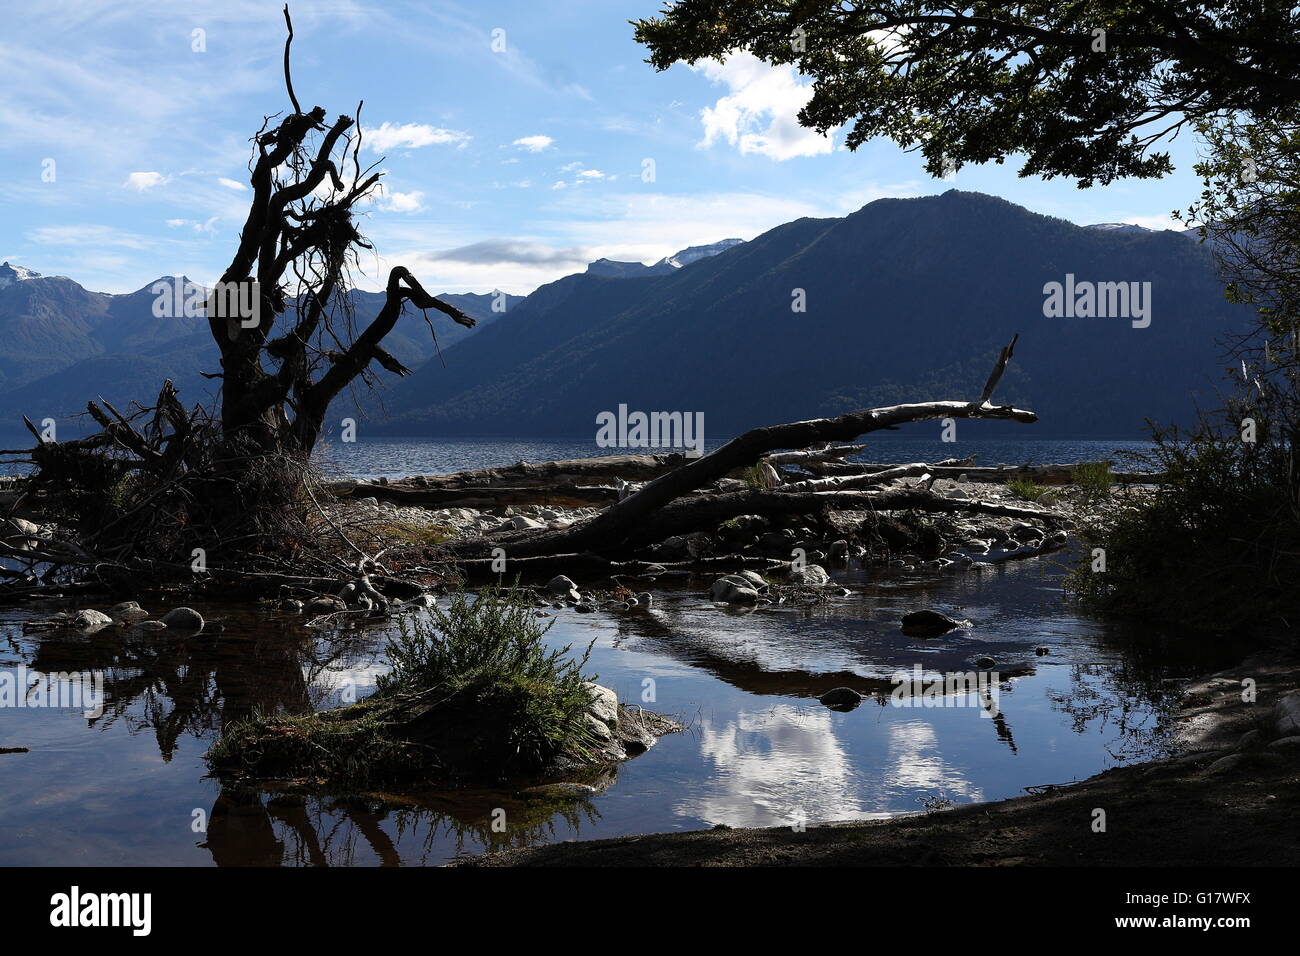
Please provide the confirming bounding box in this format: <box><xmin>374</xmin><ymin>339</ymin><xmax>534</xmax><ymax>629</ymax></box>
<box><xmin>209</xmin><ymin>584</ymin><xmax>603</xmax><ymax>787</ymax></box>
<box><xmin>1006</xmin><ymin>478</ymin><xmax>1046</xmax><ymax>502</ymax></box>
<box><xmin>1072</xmin><ymin>461</ymin><xmax>1113</xmax><ymax>505</ymax></box>
<box><xmin>634</xmin><ymin>2</ymin><xmax>1300</xmax><ymax>186</ymax></box>
<box><xmin>1068</xmin><ymin>408</ymin><xmax>1300</xmax><ymax>635</ymax></box>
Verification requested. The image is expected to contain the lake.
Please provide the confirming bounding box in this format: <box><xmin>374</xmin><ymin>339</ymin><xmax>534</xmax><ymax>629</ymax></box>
<box><xmin>2</xmin><ymin>436</ymin><xmax>1233</xmax><ymax>867</ymax></box>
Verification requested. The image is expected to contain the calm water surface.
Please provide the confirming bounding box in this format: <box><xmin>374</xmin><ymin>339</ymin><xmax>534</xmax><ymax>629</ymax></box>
<box><xmin>3</xmin><ymin>437</ymin><xmax>1225</xmax><ymax>867</ymax></box>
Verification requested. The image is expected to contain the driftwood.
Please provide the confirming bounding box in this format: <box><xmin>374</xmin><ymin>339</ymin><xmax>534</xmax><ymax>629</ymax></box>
<box><xmin>320</xmin><ymin>453</ymin><xmax>688</xmax><ymax>509</ymax></box>
<box><xmin>438</xmin><ymin>336</ymin><xmax>1037</xmax><ymax>561</ymax></box>
<box><xmin>794</xmin><ymin>461</ymin><xmax>1163</xmax><ymax>484</ymax></box>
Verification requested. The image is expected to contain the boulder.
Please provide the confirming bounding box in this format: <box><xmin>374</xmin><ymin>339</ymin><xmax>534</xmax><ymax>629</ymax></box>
<box><xmin>789</xmin><ymin>564</ymin><xmax>830</xmax><ymax>586</ymax></box>
<box><xmin>71</xmin><ymin>609</ymin><xmax>113</xmax><ymax>630</ymax></box>
<box><xmin>136</xmin><ymin>620</ymin><xmax>168</xmax><ymax>631</ymax></box>
<box><xmin>543</xmin><ymin>575</ymin><xmax>581</xmax><ymax>603</ymax></box>
<box><xmin>1274</xmin><ymin>692</ymin><xmax>1300</xmax><ymax>737</ymax></box>
<box><xmin>818</xmin><ymin>687</ymin><xmax>863</xmax><ymax>710</ymax></box>
<box><xmin>160</xmin><ymin>607</ymin><xmax>204</xmax><ymax>631</ymax></box>
<box><xmin>304</xmin><ymin>596</ymin><xmax>347</xmax><ymax>615</ymax></box>
<box><xmin>583</xmin><ymin>682</ymin><xmax>619</xmax><ymax>726</ymax></box>
<box><xmin>708</xmin><ymin>576</ymin><xmax>760</xmax><ymax>604</ymax></box>
<box><xmin>107</xmin><ymin>601</ymin><xmax>150</xmax><ymax>623</ymax></box>
<box><xmin>900</xmin><ymin>609</ymin><xmax>969</xmax><ymax>637</ymax></box>
<box><xmin>511</xmin><ymin>515</ymin><xmax>545</xmax><ymax>530</ymax></box>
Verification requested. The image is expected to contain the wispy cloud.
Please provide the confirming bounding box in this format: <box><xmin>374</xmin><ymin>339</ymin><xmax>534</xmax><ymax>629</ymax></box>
<box><xmin>512</xmin><ymin>135</ymin><xmax>554</xmax><ymax>153</ymax></box>
<box><xmin>366</xmin><ymin>122</ymin><xmax>471</xmax><ymax>152</ymax></box>
<box><xmin>125</xmin><ymin>171</ymin><xmax>169</xmax><ymax>191</ymax></box>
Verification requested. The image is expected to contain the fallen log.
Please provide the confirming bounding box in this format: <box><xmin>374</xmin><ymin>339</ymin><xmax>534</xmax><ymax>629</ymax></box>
<box><xmin>795</xmin><ymin>462</ymin><xmax>1163</xmax><ymax>484</ymax></box>
<box><xmin>325</xmin><ymin>481</ymin><xmax>619</xmax><ymax>509</ymax></box>
<box><xmin>437</xmin><ymin>336</ymin><xmax>1037</xmax><ymax>560</ymax></box>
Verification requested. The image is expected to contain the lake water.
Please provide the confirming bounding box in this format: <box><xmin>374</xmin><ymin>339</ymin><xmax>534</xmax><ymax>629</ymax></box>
<box><xmin>3</xmin><ymin>436</ymin><xmax>1231</xmax><ymax>867</ymax></box>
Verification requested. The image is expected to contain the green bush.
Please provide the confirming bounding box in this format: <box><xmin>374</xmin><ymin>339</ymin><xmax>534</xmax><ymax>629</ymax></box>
<box><xmin>1006</xmin><ymin>477</ymin><xmax>1047</xmax><ymax>501</ymax></box>
<box><xmin>1071</xmin><ymin>461</ymin><xmax>1113</xmax><ymax>505</ymax></box>
<box><xmin>1068</xmin><ymin>410</ymin><xmax>1300</xmax><ymax>635</ymax></box>
<box><xmin>209</xmin><ymin>584</ymin><xmax>602</xmax><ymax>786</ymax></box>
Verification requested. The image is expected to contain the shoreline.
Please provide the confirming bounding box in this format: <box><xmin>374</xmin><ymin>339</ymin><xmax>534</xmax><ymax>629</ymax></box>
<box><xmin>454</xmin><ymin>647</ymin><xmax>1300</xmax><ymax>867</ymax></box>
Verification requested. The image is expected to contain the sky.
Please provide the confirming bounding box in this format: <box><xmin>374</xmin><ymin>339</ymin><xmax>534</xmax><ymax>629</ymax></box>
<box><xmin>0</xmin><ymin>0</ymin><xmax>1209</xmax><ymax>296</ymax></box>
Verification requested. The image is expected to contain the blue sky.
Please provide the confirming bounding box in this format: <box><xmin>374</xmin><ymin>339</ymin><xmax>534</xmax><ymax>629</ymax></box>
<box><xmin>1</xmin><ymin>0</ymin><xmax>1208</xmax><ymax>295</ymax></box>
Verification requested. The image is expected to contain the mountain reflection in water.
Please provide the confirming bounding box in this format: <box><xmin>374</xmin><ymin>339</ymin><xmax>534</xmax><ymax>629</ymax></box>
<box><xmin>0</xmin><ymin>547</ymin><xmax>1243</xmax><ymax>866</ymax></box>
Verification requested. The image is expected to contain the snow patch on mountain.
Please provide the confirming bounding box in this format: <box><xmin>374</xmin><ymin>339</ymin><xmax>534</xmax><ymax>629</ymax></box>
<box><xmin>0</xmin><ymin>261</ymin><xmax>44</xmax><ymax>290</ymax></box>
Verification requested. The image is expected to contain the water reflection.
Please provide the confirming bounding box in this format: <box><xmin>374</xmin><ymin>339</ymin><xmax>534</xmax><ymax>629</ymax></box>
<box><xmin>0</xmin><ymin>553</ymin><xmax>1235</xmax><ymax>866</ymax></box>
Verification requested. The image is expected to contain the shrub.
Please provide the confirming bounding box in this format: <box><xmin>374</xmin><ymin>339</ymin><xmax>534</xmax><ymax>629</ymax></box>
<box><xmin>1072</xmin><ymin>461</ymin><xmax>1113</xmax><ymax>505</ymax></box>
<box><xmin>209</xmin><ymin>584</ymin><xmax>602</xmax><ymax>786</ymax></box>
<box><xmin>1006</xmin><ymin>477</ymin><xmax>1047</xmax><ymax>501</ymax></box>
<box><xmin>1068</xmin><ymin>409</ymin><xmax>1300</xmax><ymax>635</ymax></box>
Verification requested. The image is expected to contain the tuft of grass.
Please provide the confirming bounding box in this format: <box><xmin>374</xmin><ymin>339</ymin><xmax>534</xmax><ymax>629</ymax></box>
<box><xmin>209</xmin><ymin>583</ymin><xmax>602</xmax><ymax>787</ymax></box>
<box><xmin>1006</xmin><ymin>478</ymin><xmax>1047</xmax><ymax>501</ymax></box>
<box><xmin>1072</xmin><ymin>461</ymin><xmax>1113</xmax><ymax>504</ymax></box>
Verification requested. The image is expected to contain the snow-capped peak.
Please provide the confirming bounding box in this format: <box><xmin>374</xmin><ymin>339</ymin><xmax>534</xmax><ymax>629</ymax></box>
<box><xmin>0</xmin><ymin>261</ymin><xmax>43</xmax><ymax>290</ymax></box>
<box><xmin>655</xmin><ymin>238</ymin><xmax>744</xmax><ymax>269</ymax></box>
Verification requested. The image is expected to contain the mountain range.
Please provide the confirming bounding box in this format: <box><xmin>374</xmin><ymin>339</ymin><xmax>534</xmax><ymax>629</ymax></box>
<box><xmin>0</xmin><ymin>191</ymin><xmax>1249</xmax><ymax>439</ymax></box>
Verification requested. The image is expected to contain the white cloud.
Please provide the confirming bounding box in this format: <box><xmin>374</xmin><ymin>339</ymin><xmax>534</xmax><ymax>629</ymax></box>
<box><xmin>125</xmin><ymin>170</ymin><xmax>169</xmax><ymax>191</ymax></box>
<box><xmin>366</xmin><ymin>122</ymin><xmax>471</xmax><ymax>152</ymax></box>
<box><xmin>577</xmin><ymin>169</ymin><xmax>607</xmax><ymax>180</ymax></box>
<box><xmin>512</xmin><ymin>135</ymin><xmax>554</xmax><ymax>153</ymax></box>
<box><xmin>29</xmin><ymin>223</ymin><xmax>152</xmax><ymax>248</ymax></box>
<box><xmin>382</xmin><ymin>189</ymin><xmax>425</xmax><ymax>213</ymax></box>
<box><xmin>692</xmin><ymin>52</ymin><xmax>835</xmax><ymax>161</ymax></box>
<box><xmin>217</xmin><ymin>177</ymin><xmax>247</xmax><ymax>191</ymax></box>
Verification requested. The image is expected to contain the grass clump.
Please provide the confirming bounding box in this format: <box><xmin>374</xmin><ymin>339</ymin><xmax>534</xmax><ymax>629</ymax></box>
<box><xmin>1006</xmin><ymin>478</ymin><xmax>1047</xmax><ymax>501</ymax></box>
<box><xmin>1071</xmin><ymin>461</ymin><xmax>1113</xmax><ymax>504</ymax></box>
<box><xmin>208</xmin><ymin>584</ymin><xmax>604</xmax><ymax>788</ymax></box>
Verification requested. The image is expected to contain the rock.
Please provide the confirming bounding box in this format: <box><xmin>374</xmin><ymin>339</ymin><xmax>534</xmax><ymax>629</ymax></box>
<box><xmin>1034</xmin><ymin>645</ymin><xmax>1050</xmax><ymax>655</ymax></box>
<box><xmin>357</xmin><ymin>496</ymin><xmax>379</xmax><ymax>509</ymax></box>
<box><xmin>71</xmin><ymin>609</ymin><xmax>113</xmax><ymax>630</ymax></box>
<box><xmin>107</xmin><ymin>601</ymin><xmax>150</xmax><ymax>623</ymax></box>
<box><xmin>631</xmin><ymin>592</ymin><xmax>653</xmax><ymax>609</ymax></box>
<box><xmin>160</xmin><ymin>607</ymin><xmax>204</xmax><ymax>631</ymax></box>
<box><xmin>404</xmin><ymin>593</ymin><xmax>437</xmax><ymax>608</ymax></box>
<box><xmin>736</xmin><ymin>570</ymin><xmax>767</xmax><ymax>591</ymax></box>
<box><xmin>583</xmin><ymin>683</ymin><xmax>619</xmax><ymax>726</ymax></box>
<box><xmin>818</xmin><ymin>687</ymin><xmax>863</xmax><ymax>710</ymax></box>
<box><xmin>574</xmin><ymin>603</ymin><xmax>595</xmax><ymax>613</ymax></box>
<box><xmin>511</xmin><ymin>515</ymin><xmax>545</xmax><ymax>530</ymax></box>
<box><xmin>584</xmin><ymin>712</ymin><xmax>613</xmax><ymax>741</ymax></box>
<box><xmin>279</xmin><ymin>599</ymin><xmax>304</xmax><ymax>613</ymax></box>
<box><xmin>900</xmin><ymin>609</ymin><xmax>969</xmax><ymax>637</ymax></box>
<box><xmin>1236</xmin><ymin>729</ymin><xmax>1262</xmax><ymax>752</ymax></box>
<box><xmin>543</xmin><ymin>575</ymin><xmax>581</xmax><ymax>603</ymax></box>
<box><xmin>971</xmin><ymin>656</ymin><xmax>997</xmax><ymax>669</ymax></box>
<box><xmin>789</xmin><ymin>564</ymin><xmax>830</xmax><ymax>586</ymax></box>
<box><xmin>1267</xmin><ymin>735</ymin><xmax>1300</xmax><ymax>753</ymax></box>
<box><xmin>304</xmin><ymin>596</ymin><xmax>347</xmax><ymax>615</ymax></box>
<box><xmin>708</xmin><ymin>576</ymin><xmax>760</xmax><ymax>604</ymax></box>
<box><xmin>136</xmin><ymin>620</ymin><xmax>168</xmax><ymax>631</ymax></box>
<box><xmin>1203</xmin><ymin>753</ymin><xmax>1247</xmax><ymax>776</ymax></box>
<box><xmin>1274</xmin><ymin>692</ymin><xmax>1300</xmax><ymax>736</ymax></box>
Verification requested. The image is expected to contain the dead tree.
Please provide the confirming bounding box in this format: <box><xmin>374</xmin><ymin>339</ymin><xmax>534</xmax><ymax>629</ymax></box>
<box><xmin>212</xmin><ymin>6</ymin><xmax>473</xmax><ymax>459</ymax></box>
